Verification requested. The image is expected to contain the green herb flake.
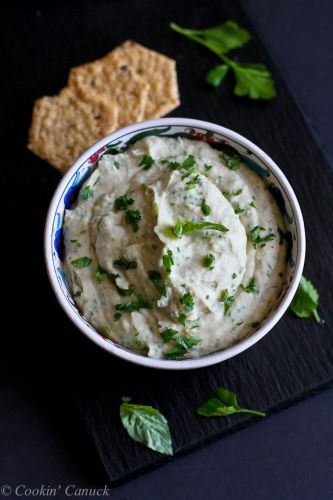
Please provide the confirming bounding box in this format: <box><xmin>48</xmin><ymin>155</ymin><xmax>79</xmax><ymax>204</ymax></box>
<box><xmin>220</xmin><ymin>150</ymin><xmax>240</xmax><ymax>170</ymax></box>
<box><xmin>81</xmin><ymin>185</ymin><xmax>93</xmax><ymax>201</ymax></box>
<box><xmin>232</xmin><ymin>188</ymin><xmax>243</xmax><ymax>196</ymax></box>
<box><xmin>240</xmin><ymin>276</ymin><xmax>257</xmax><ymax>293</ymax></box>
<box><xmin>180</xmin><ymin>292</ymin><xmax>194</xmax><ymax>312</ymax></box>
<box><xmin>114</xmin><ymin>160</ymin><xmax>120</xmax><ymax>170</ymax></box>
<box><xmin>251</xmin><ymin>321</ymin><xmax>260</xmax><ymax>328</ymax></box>
<box><xmin>222</xmin><ymin>191</ymin><xmax>230</xmax><ymax>198</ymax></box>
<box><xmin>250</xmin><ymin>225</ymin><xmax>275</xmax><ymax>249</ymax></box>
<box><xmin>120</xmin><ymin>397</ymin><xmax>173</xmax><ymax>455</ymax></box>
<box><xmin>161</xmin><ymin>328</ymin><xmax>178</xmax><ymax>343</ymax></box>
<box><xmin>167</xmin><ymin>161</ymin><xmax>181</xmax><ymax>171</ymax></box>
<box><xmin>234</xmin><ymin>204</ymin><xmax>245</xmax><ymax>214</ymax></box>
<box><xmin>165</xmin><ymin>219</ymin><xmax>229</xmax><ymax>239</ymax></box>
<box><xmin>182</xmin><ymin>155</ymin><xmax>195</xmax><ymax>170</ymax></box>
<box><xmin>133</xmin><ymin>339</ymin><xmax>141</xmax><ymax>348</ymax></box>
<box><xmin>101</xmin><ymin>326</ymin><xmax>111</xmax><ymax>338</ymax></box>
<box><xmin>114</xmin><ymin>256</ymin><xmax>137</xmax><ymax>270</ymax></box>
<box><xmin>204</xmin><ymin>164</ymin><xmax>213</xmax><ymax>172</ymax></box>
<box><xmin>162</xmin><ymin>249</ymin><xmax>174</xmax><ymax>275</ymax></box>
<box><xmin>113</xmin><ymin>312</ymin><xmax>122</xmax><ymax>322</ymax></box>
<box><xmin>203</xmin><ymin>253</ymin><xmax>215</xmax><ymax>270</ymax></box>
<box><xmin>290</xmin><ymin>276</ymin><xmax>321</xmax><ymax>323</ymax></box>
<box><xmin>219</xmin><ymin>289</ymin><xmax>235</xmax><ymax>314</ymax></box>
<box><xmin>185</xmin><ymin>174</ymin><xmax>201</xmax><ymax>190</ymax></box>
<box><xmin>125</xmin><ymin>209</ymin><xmax>142</xmax><ymax>232</ymax></box>
<box><xmin>165</xmin><ymin>335</ymin><xmax>201</xmax><ymax>359</ymax></box>
<box><xmin>73</xmin><ymin>291</ymin><xmax>81</xmax><ymax>297</ymax></box>
<box><xmin>249</xmin><ymin>200</ymin><xmax>257</xmax><ymax>208</ymax></box>
<box><xmin>79</xmin><ymin>229</ymin><xmax>86</xmax><ymax>235</ymax></box>
<box><xmin>115</xmin><ymin>296</ymin><xmax>152</xmax><ymax>313</ymax></box>
<box><xmin>71</xmin><ymin>256</ymin><xmax>92</xmax><ymax>268</ymax></box>
<box><xmin>178</xmin><ymin>313</ymin><xmax>187</xmax><ymax>326</ymax></box>
<box><xmin>196</xmin><ymin>387</ymin><xmax>266</xmax><ymax>417</ymax></box>
<box><xmin>139</xmin><ymin>154</ymin><xmax>155</xmax><ymax>170</ymax></box>
<box><xmin>114</xmin><ymin>194</ymin><xmax>135</xmax><ymax>211</ymax></box>
<box><xmin>201</xmin><ymin>200</ymin><xmax>212</xmax><ymax>216</ymax></box>
<box><xmin>148</xmin><ymin>270</ymin><xmax>170</xmax><ymax>298</ymax></box>
<box><xmin>232</xmin><ymin>272</ymin><xmax>237</xmax><ymax>279</ymax></box>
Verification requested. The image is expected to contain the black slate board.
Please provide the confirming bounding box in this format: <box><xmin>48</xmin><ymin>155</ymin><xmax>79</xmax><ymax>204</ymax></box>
<box><xmin>2</xmin><ymin>0</ymin><xmax>332</xmax><ymax>486</ymax></box>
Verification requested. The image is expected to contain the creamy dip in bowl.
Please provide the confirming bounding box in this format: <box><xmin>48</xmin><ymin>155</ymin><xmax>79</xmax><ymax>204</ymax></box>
<box><xmin>45</xmin><ymin>118</ymin><xmax>305</xmax><ymax>369</ymax></box>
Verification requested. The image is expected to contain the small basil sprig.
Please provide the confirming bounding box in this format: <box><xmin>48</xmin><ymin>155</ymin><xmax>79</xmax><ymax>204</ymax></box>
<box><xmin>120</xmin><ymin>397</ymin><xmax>173</xmax><ymax>456</ymax></box>
<box><xmin>197</xmin><ymin>387</ymin><xmax>266</xmax><ymax>417</ymax></box>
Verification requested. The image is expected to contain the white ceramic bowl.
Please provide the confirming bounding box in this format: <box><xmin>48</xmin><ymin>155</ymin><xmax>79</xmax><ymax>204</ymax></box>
<box><xmin>44</xmin><ymin>118</ymin><xmax>305</xmax><ymax>370</ymax></box>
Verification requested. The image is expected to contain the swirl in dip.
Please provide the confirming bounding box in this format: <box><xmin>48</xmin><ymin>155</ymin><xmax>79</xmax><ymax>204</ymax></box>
<box><xmin>63</xmin><ymin>136</ymin><xmax>287</xmax><ymax>359</ymax></box>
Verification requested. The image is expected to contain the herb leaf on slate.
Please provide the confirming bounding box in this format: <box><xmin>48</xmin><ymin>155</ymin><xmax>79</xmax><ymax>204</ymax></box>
<box><xmin>290</xmin><ymin>276</ymin><xmax>321</xmax><ymax>323</ymax></box>
<box><xmin>120</xmin><ymin>397</ymin><xmax>173</xmax><ymax>455</ymax></box>
<box><xmin>197</xmin><ymin>387</ymin><xmax>266</xmax><ymax>417</ymax></box>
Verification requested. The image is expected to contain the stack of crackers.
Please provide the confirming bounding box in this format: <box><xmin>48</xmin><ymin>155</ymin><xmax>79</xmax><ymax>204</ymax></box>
<box><xmin>28</xmin><ymin>41</ymin><xmax>180</xmax><ymax>173</ymax></box>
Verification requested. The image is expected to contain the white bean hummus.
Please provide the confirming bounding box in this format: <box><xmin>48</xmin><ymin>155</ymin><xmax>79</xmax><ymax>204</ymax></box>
<box><xmin>63</xmin><ymin>136</ymin><xmax>287</xmax><ymax>359</ymax></box>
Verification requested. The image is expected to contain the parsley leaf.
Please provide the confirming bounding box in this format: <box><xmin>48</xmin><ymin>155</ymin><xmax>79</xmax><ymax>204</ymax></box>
<box><xmin>219</xmin><ymin>289</ymin><xmax>235</xmax><ymax>314</ymax></box>
<box><xmin>125</xmin><ymin>209</ymin><xmax>142</xmax><ymax>232</ymax></box>
<box><xmin>108</xmin><ymin>273</ymin><xmax>134</xmax><ymax>297</ymax></box>
<box><xmin>81</xmin><ymin>185</ymin><xmax>93</xmax><ymax>201</ymax></box>
<box><xmin>203</xmin><ymin>253</ymin><xmax>215</xmax><ymax>270</ymax></box>
<box><xmin>114</xmin><ymin>256</ymin><xmax>137</xmax><ymax>270</ymax></box>
<box><xmin>178</xmin><ymin>313</ymin><xmax>187</xmax><ymax>326</ymax></box>
<box><xmin>205</xmin><ymin>64</ymin><xmax>229</xmax><ymax>87</ymax></box>
<box><xmin>165</xmin><ymin>219</ymin><xmax>229</xmax><ymax>239</ymax></box>
<box><xmin>290</xmin><ymin>276</ymin><xmax>321</xmax><ymax>323</ymax></box>
<box><xmin>250</xmin><ymin>226</ymin><xmax>275</xmax><ymax>249</ymax></box>
<box><xmin>162</xmin><ymin>249</ymin><xmax>174</xmax><ymax>275</ymax></box>
<box><xmin>170</xmin><ymin>21</ymin><xmax>276</xmax><ymax>100</ymax></box>
<box><xmin>170</xmin><ymin>20</ymin><xmax>250</xmax><ymax>56</ymax></box>
<box><xmin>114</xmin><ymin>194</ymin><xmax>134</xmax><ymax>211</ymax></box>
<box><xmin>232</xmin><ymin>188</ymin><xmax>243</xmax><ymax>196</ymax></box>
<box><xmin>197</xmin><ymin>387</ymin><xmax>266</xmax><ymax>417</ymax></box>
<box><xmin>229</xmin><ymin>60</ymin><xmax>276</xmax><ymax>100</ymax></box>
<box><xmin>148</xmin><ymin>270</ymin><xmax>170</xmax><ymax>297</ymax></box>
<box><xmin>201</xmin><ymin>200</ymin><xmax>212</xmax><ymax>216</ymax></box>
<box><xmin>182</xmin><ymin>155</ymin><xmax>196</xmax><ymax>170</ymax></box>
<box><xmin>115</xmin><ymin>296</ymin><xmax>152</xmax><ymax>313</ymax></box>
<box><xmin>71</xmin><ymin>257</ymin><xmax>92</xmax><ymax>268</ymax></box>
<box><xmin>139</xmin><ymin>154</ymin><xmax>155</xmax><ymax>170</ymax></box>
<box><xmin>240</xmin><ymin>276</ymin><xmax>257</xmax><ymax>293</ymax></box>
<box><xmin>120</xmin><ymin>397</ymin><xmax>173</xmax><ymax>455</ymax></box>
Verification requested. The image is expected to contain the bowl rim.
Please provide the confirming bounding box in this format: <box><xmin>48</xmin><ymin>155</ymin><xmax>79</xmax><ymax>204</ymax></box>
<box><xmin>44</xmin><ymin>117</ymin><xmax>306</xmax><ymax>370</ymax></box>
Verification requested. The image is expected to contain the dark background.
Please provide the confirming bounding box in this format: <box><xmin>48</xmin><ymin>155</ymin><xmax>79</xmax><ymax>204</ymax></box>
<box><xmin>1</xmin><ymin>0</ymin><xmax>333</xmax><ymax>499</ymax></box>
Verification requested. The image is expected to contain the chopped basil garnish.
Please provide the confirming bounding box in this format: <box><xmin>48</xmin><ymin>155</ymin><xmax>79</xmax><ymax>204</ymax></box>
<box><xmin>114</xmin><ymin>194</ymin><xmax>134</xmax><ymax>211</ymax></box>
<box><xmin>219</xmin><ymin>289</ymin><xmax>235</xmax><ymax>314</ymax></box>
<box><xmin>201</xmin><ymin>200</ymin><xmax>212</xmax><ymax>216</ymax></box>
<box><xmin>148</xmin><ymin>270</ymin><xmax>170</xmax><ymax>297</ymax></box>
<box><xmin>234</xmin><ymin>204</ymin><xmax>245</xmax><ymax>214</ymax></box>
<box><xmin>185</xmin><ymin>174</ymin><xmax>201</xmax><ymax>190</ymax></box>
<box><xmin>125</xmin><ymin>209</ymin><xmax>142</xmax><ymax>232</ymax></box>
<box><xmin>71</xmin><ymin>256</ymin><xmax>92</xmax><ymax>268</ymax></box>
<box><xmin>114</xmin><ymin>256</ymin><xmax>137</xmax><ymax>270</ymax></box>
<box><xmin>250</xmin><ymin>226</ymin><xmax>275</xmax><ymax>249</ymax></box>
<box><xmin>220</xmin><ymin>150</ymin><xmax>240</xmax><ymax>170</ymax></box>
<box><xmin>203</xmin><ymin>253</ymin><xmax>215</xmax><ymax>270</ymax></box>
<box><xmin>165</xmin><ymin>219</ymin><xmax>229</xmax><ymax>239</ymax></box>
<box><xmin>139</xmin><ymin>154</ymin><xmax>155</xmax><ymax>170</ymax></box>
<box><xmin>162</xmin><ymin>249</ymin><xmax>174</xmax><ymax>275</ymax></box>
<box><xmin>81</xmin><ymin>185</ymin><xmax>93</xmax><ymax>201</ymax></box>
<box><xmin>240</xmin><ymin>276</ymin><xmax>257</xmax><ymax>293</ymax></box>
<box><xmin>161</xmin><ymin>328</ymin><xmax>178</xmax><ymax>343</ymax></box>
<box><xmin>115</xmin><ymin>296</ymin><xmax>152</xmax><ymax>312</ymax></box>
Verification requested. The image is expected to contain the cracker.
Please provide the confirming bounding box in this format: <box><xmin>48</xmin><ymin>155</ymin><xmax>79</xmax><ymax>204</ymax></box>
<box><xmin>28</xmin><ymin>87</ymin><xmax>118</xmax><ymax>172</ymax></box>
<box><xmin>108</xmin><ymin>40</ymin><xmax>180</xmax><ymax>119</ymax></box>
<box><xmin>68</xmin><ymin>55</ymin><xmax>149</xmax><ymax>127</ymax></box>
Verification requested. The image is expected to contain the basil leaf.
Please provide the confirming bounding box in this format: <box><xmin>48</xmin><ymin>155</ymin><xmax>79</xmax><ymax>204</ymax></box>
<box><xmin>197</xmin><ymin>387</ymin><xmax>266</xmax><ymax>417</ymax></box>
<box><xmin>120</xmin><ymin>397</ymin><xmax>173</xmax><ymax>455</ymax></box>
<box><xmin>71</xmin><ymin>257</ymin><xmax>92</xmax><ymax>268</ymax></box>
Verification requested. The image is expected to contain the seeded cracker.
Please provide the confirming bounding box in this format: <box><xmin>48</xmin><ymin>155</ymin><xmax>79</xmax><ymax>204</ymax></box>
<box><xmin>28</xmin><ymin>87</ymin><xmax>119</xmax><ymax>172</ymax></box>
<box><xmin>108</xmin><ymin>41</ymin><xmax>180</xmax><ymax>119</ymax></box>
<box><xmin>68</xmin><ymin>53</ymin><xmax>149</xmax><ymax>127</ymax></box>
